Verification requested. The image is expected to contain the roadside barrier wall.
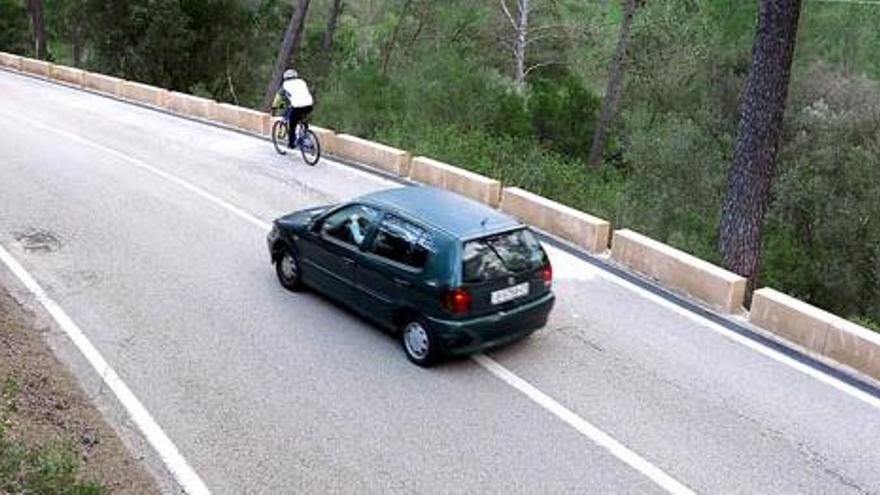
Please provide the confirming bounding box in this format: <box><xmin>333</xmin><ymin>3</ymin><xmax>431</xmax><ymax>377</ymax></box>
<box><xmin>50</xmin><ymin>65</ymin><xmax>84</xmax><ymax>86</ymax></box>
<box><xmin>611</xmin><ymin>229</ymin><xmax>746</xmax><ymax>313</ymax></box>
<box><xmin>83</xmin><ymin>72</ymin><xmax>124</xmax><ymax>96</ymax></box>
<box><xmin>6</xmin><ymin>50</ymin><xmax>879</xmax><ymax>382</ymax></box>
<box><xmin>750</xmin><ymin>289</ymin><xmax>880</xmax><ymax>380</ymax></box>
<box><xmin>121</xmin><ymin>81</ymin><xmax>169</xmax><ymax>108</ymax></box>
<box><xmin>333</xmin><ymin>134</ymin><xmax>411</xmax><ymax>177</ymax></box>
<box><xmin>410</xmin><ymin>157</ymin><xmax>501</xmax><ymax>207</ymax></box>
<box><xmin>166</xmin><ymin>92</ymin><xmax>217</xmax><ymax>121</ymax></box>
<box><xmin>20</xmin><ymin>58</ymin><xmax>51</xmax><ymax>78</ymax></box>
<box><xmin>501</xmin><ymin>187</ymin><xmax>610</xmax><ymax>253</ymax></box>
<box><xmin>0</xmin><ymin>52</ymin><xmax>22</xmax><ymax>70</ymax></box>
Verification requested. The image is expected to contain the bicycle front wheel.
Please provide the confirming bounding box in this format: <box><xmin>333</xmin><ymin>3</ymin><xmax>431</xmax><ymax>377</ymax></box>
<box><xmin>272</xmin><ymin>120</ymin><xmax>288</xmax><ymax>155</ymax></box>
<box><xmin>299</xmin><ymin>129</ymin><xmax>321</xmax><ymax>166</ymax></box>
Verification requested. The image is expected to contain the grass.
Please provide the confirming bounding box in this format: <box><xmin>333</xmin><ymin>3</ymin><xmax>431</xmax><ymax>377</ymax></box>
<box><xmin>1</xmin><ymin>376</ymin><xmax>105</xmax><ymax>495</ymax></box>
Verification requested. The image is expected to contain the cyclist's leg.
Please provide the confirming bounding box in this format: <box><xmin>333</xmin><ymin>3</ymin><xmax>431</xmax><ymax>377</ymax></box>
<box><xmin>284</xmin><ymin>106</ymin><xmax>296</xmax><ymax>148</ymax></box>
<box><xmin>288</xmin><ymin>107</ymin><xmax>305</xmax><ymax>148</ymax></box>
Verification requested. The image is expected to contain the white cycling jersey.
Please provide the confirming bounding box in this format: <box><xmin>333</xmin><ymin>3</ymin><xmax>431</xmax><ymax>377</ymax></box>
<box><xmin>282</xmin><ymin>78</ymin><xmax>314</xmax><ymax>108</ymax></box>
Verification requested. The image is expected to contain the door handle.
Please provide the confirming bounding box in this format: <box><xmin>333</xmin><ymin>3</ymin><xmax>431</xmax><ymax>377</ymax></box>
<box><xmin>342</xmin><ymin>257</ymin><xmax>355</xmax><ymax>266</ymax></box>
<box><xmin>392</xmin><ymin>277</ymin><xmax>411</xmax><ymax>287</ymax></box>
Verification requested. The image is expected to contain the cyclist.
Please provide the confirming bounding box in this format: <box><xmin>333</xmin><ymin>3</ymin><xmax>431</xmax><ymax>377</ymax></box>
<box><xmin>272</xmin><ymin>68</ymin><xmax>314</xmax><ymax>149</ymax></box>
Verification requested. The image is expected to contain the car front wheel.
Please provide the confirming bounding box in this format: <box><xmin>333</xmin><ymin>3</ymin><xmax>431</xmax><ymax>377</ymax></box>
<box><xmin>275</xmin><ymin>245</ymin><xmax>304</xmax><ymax>292</ymax></box>
<box><xmin>401</xmin><ymin>316</ymin><xmax>439</xmax><ymax>367</ymax></box>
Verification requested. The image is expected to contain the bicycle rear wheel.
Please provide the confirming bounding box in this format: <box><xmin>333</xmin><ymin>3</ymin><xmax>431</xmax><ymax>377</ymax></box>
<box><xmin>272</xmin><ymin>120</ymin><xmax>288</xmax><ymax>155</ymax></box>
<box><xmin>299</xmin><ymin>129</ymin><xmax>321</xmax><ymax>166</ymax></box>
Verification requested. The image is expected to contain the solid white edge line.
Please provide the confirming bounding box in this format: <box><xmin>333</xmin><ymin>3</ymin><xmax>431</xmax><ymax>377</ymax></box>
<box><xmin>587</xmin><ymin>262</ymin><xmax>880</xmax><ymax>411</ymax></box>
<box><xmin>473</xmin><ymin>354</ymin><xmax>695</xmax><ymax>495</ymax></box>
<box><xmin>0</xmin><ymin>245</ymin><xmax>211</xmax><ymax>495</ymax></box>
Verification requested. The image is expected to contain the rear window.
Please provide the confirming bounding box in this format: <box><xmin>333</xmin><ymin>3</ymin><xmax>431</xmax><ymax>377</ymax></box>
<box><xmin>462</xmin><ymin>229</ymin><xmax>546</xmax><ymax>283</ymax></box>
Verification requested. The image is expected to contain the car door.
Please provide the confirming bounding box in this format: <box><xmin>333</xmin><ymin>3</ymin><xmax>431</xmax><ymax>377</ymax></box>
<box><xmin>300</xmin><ymin>204</ymin><xmax>380</xmax><ymax>305</ymax></box>
<box><xmin>359</xmin><ymin>214</ymin><xmax>434</xmax><ymax>328</ymax></box>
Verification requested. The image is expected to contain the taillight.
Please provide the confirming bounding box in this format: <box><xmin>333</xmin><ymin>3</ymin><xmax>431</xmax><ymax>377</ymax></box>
<box><xmin>541</xmin><ymin>264</ymin><xmax>553</xmax><ymax>287</ymax></box>
<box><xmin>443</xmin><ymin>288</ymin><xmax>472</xmax><ymax>315</ymax></box>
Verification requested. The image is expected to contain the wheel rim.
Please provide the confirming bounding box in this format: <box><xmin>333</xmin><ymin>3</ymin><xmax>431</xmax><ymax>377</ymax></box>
<box><xmin>280</xmin><ymin>252</ymin><xmax>298</xmax><ymax>281</ymax></box>
<box><xmin>404</xmin><ymin>321</ymin><xmax>430</xmax><ymax>360</ymax></box>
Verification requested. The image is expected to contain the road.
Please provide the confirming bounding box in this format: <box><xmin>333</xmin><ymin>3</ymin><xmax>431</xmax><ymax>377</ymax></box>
<box><xmin>1</xmin><ymin>68</ymin><xmax>878</xmax><ymax>494</ymax></box>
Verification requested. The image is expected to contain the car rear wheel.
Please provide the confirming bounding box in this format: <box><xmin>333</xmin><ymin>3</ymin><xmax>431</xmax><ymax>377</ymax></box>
<box><xmin>401</xmin><ymin>316</ymin><xmax>438</xmax><ymax>367</ymax></box>
<box><xmin>275</xmin><ymin>246</ymin><xmax>304</xmax><ymax>292</ymax></box>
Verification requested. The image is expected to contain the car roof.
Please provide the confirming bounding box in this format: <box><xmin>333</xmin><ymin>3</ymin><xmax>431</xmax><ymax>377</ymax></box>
<box><xmin>357</xmin><ymin>186</ymin><xmax>521</xmax><ymax>239</ymax></box>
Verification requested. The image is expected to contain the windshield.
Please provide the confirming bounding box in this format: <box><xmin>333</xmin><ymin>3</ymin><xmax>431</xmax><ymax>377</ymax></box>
<box><xmin>462</xmin><ymin>229</ymin><xmax>547</xmax><ymax>283</ymax></box>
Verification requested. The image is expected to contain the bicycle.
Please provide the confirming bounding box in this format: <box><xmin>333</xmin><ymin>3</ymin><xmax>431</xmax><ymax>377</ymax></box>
<box><xmin>272</xmin><ymin>115</ymin><xmax>321</xmax><ymax>166</ymax></box>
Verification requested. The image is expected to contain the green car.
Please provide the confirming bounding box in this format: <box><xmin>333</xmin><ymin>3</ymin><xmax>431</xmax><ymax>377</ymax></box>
<box><xmin>267</xmin><ymin>186</ymin><xmax>555</xmax><ymax>366</ymax></box>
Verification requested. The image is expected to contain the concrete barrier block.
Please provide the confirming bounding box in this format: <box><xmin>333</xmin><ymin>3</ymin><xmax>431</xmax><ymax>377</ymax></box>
<box><xmin>236</xmin><ymin>107</ymin><xmax>266</xmax><ymax>134</ymax></box>
<box><xmin>501</xmin><ymin>187</ymin><xmax>610</xmax><ymax>253</ymax></box>
<box><xmin>121</xmin><ymin>81</ymin><xmax>169</xmax><ymax>107</ymax></box>
<box><xmin>260</xmin><ymin>114</ymin><xmax>274</xmax><ymax>136</ymax></box>
<box><xmin>310</xmin><ymin>126</ymin><xmax>335</xmax><ymax>155</ymax></box>
<box><xmin>750</xmin><ymin>288</ymin><xmax>880</xmax><ymax>380</ymax></box>
<box><xmin>20</xmin><ymin>58</ymin><xmax>51</xmax><ymax>78</ymax></box>
<box><xmin>611</xmin><ymin>229</ymin><xmax>746</xmax><ymax>313</ymax></box>
<box><xmin>824</xmin><ymin>319</ymin><xmax>880</xmax><ymax>380</ymax></box>
<box><xmin>333</xmin><ymin>134</ymin><xmax>411</xmax><ymax>176</ymax></box>
<box><xmin>749</xmin><ymin>289</ymin><xmax>830</xmax><ymax>353</ymax></box>
<box><xmin>215</xmin><ymin>103</ymin><xmax>242</xmax><ymax>129</ymax></box>
<box><xmin>50</xmin><ymin>65</ymin><xmax>84</xmax><ymax>86</ymax></box>
<box><xmin>410</xmin><ymin>157</ymin><xmax>501</xmax><ymax>207</ymax></box>
<box><xmin>166</xmin><ymin>92</ymin><xmax>216</xmax><ymax>120</ymax></box>
<box><xmin>0</xmin><ymin>52</ymin><xmax>22</xmax><ymax>70</ymax></box>
<box><xmin>83</xmin><ymin>72</ymin><xmax>123</xmax><ymax>96</ymax></box>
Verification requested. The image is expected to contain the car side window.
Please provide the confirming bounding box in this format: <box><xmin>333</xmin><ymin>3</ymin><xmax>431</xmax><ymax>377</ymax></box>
<box><xmin>370</xmin><ymin>215</ymin><xmax>433</xmax><ymax>269</ymax></box>
<box><xmin>320</xmin><ymin>205</ymin><xmax>380</xmax><ymax>248</ymax></box>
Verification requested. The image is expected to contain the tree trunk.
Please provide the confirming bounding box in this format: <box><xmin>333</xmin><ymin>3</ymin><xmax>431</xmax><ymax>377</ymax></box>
<box><xmin>26</xmin><ymin>0</ymin><xmax>48</xmax><ymax>60</ymax></box>
<box><xmin>262</xmin><ymin>0</ymin><xmax>312</xmax><ymax>111</ymax></box>
<box><xmin>513</xmin><ymin>0</ymin><xmax>528</xmax><ymax>92</ymax></box>
<box><xmin>381</xmin><ymin>0</ymin><xmax>413</xmax><ymax>77</ymax></box>
<box><xmin>720</xmin><ymin>0</ymin><xmax>802</xmax><ymax>298</ymax></box>
<box><xmin>321</xmin><ymin>0</ymin><xmax>343</xmax><ymax>59</ymax></box>
<box><xmin>587</xmin><ymin>0</ymin><xmax>638</xmax><ymax>168</ymax></box>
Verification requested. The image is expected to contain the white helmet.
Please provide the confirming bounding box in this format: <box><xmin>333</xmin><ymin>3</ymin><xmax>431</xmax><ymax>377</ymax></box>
<box><xmin>283</xmin><ymin>68</ymin><xmax>298</xmax><ymax>80</ymax></box>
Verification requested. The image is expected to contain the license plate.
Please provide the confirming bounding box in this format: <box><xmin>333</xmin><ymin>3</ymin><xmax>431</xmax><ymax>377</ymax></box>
<box><xmin>491</xmin><ymin>282</ymin><xmax>529</xmax><ymax>305</ymax></box>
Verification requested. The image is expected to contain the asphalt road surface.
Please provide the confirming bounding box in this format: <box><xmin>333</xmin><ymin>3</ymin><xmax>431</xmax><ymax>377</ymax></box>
<box><xmin>1</xmin><ymin>68</ymin><xmax>879</xmax><ymax>494</ymax></box>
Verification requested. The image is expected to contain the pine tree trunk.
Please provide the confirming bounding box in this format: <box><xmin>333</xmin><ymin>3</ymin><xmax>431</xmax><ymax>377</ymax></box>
<box><xmin>587</xmin><ymin>0</ymin><xmax>638</xmax><ymax>168</ymax></box>
<box><xmin>720</xmin><ymin>0</ymin><xmax>802</xmax><ymax>298</ymax></box>
<box><xmin>262</xmin><ymin>0</ymin><xmax>312</xmax><ymax>110</ymax></box>
<box><xmin>26</xmin><ymin>0</ymin><xmax>48</xmax><ymax>60</ymax></box>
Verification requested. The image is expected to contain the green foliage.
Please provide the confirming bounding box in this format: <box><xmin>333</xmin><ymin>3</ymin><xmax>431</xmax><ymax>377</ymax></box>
<box><xmin>766</xmin><ymin>66</ymin><xmax>880</xmax><ymax>322</ymax></box>
<box><xmin>0</xmin><ymin>0</ymin><xmax>31</xmax><ymax>55</ymax></box>
<box><xmin>0</xmin><ymin>379</ymin><xmax>104</xmax><ymax>494</ymax></box>
<box><xmin>529</xmin><ymin>73</ymin><xmax>601</xmax><ymax>158</ymax></box>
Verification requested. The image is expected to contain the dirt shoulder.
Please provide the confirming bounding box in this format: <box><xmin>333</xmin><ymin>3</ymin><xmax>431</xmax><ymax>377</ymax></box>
<box><xmin>0</xmin><ymin>287</ymin><xmax>159</xmax><ymax>494</ymax></box>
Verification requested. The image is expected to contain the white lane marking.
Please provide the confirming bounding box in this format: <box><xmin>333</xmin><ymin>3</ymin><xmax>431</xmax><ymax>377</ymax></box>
<box><xmin>474</xmin><ymin>354</ymin><xmax>695</xmax><ymax>494</ymax></box>
<box><xmin>0</xmin><ymin>107</ymin><xmax>694</xmax><ymax>492</ymax></box>
<box><xmin>544</xmin><ymin>240</ymin><xmax>880</xmax><ymax>411</ymax></box>
<box><xmin>585</xmin><ymin>255</ymin><xmax>880</xmax><ymax>411</ymax></box>
<box><xmin>0</xmin><ymin>245</ymin><xmax>210</xmax><ymax>495</ymax></box>
<box><xmin>1</xmin><ymin>108</ymin><xmax>270</xmax><ymax>231</ymax></box>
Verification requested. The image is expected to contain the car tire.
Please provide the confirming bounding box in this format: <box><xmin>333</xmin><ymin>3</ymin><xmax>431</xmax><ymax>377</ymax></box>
<box><xmin>275</xmin><ymin>245</ymin><xmax>304</xmax><ymax>292</ymax></box>
<box><xmin>401</xmin><ymin>315</ymin><xmax>439</xmax><ymax>367</ymax></box>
